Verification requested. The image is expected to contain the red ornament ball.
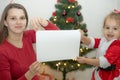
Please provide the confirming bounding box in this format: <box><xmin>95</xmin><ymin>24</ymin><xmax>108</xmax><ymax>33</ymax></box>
<box><xmin>68</xmin><ymin>0</ymin><xmax>76</xmax><ymax>3</ymax></box>
<box><xmin>77</xmin><ymin>11</ymin><xmax>81</xmax><ymax>16</ymax></box>
<box><xmin>57</xmin><ymin>0</ymin><xmax>60</xmax><ymax>3</ymax></box>
<box><xmin>84</xmin><ymin>29</ymin><xmax>88</xmax><ymax>32</ymax></box>
<box><xmin>52</xmin><ymin>11</ymin><xmax>56</xmax><ymax>16</ymax></box>
<box><xmin>62</xmin><ymin>10</ymin><xmax>67</xmax><ymax>16</ymax></box>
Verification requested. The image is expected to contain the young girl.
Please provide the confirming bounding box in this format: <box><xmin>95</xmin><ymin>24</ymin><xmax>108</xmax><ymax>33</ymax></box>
<box><xmin>0</xmin><ymin>3</ymin><xmax>59</xmax><ymax>80</ymax></box>
<box><xmin>76</xmin><ymin>11</ymin><xmax>120</xmax><ymax>80</ymax></box>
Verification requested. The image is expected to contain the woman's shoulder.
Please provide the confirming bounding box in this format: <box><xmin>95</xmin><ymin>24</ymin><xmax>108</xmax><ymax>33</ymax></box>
<box><xmin>24</xmin><ymin>29</ymin><xmax>35</xmax><ymax>35</ymax></box>
<box><xmin>23</xmin><ymin>30</ymin><xmax>36</xmax><ymax>37</ymax></box>
<box><xmin>0</xmin><ymin>41</ymin><xmax>8</xmax><ymax>55</ymax></box>
<box><xmin>23</xmin><ymin>30</ymin><xmax>36</xmax><ymax>43</ymax></box>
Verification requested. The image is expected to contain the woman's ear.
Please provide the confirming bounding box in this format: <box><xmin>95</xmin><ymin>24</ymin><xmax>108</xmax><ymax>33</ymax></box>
<box><xmin>4</xmin><ymin>21</ymin><xmax>8</xmax><ymax>27</ymax></box>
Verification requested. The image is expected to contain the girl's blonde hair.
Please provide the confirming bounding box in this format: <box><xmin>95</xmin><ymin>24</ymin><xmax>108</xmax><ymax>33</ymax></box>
<box><xmin>103</xmin><ymin>12</ymin><xmax>120</xmax><ymax>27</ymax></box>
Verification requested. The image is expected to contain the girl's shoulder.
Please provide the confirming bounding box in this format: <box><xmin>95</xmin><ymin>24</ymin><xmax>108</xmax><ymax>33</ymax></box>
<box><xmin>111</xmin><ymin>40</ymin><xmax>120</xmax><ymax>46</ymax></box>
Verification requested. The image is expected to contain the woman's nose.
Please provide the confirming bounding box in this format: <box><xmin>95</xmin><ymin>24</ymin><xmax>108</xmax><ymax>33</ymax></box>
<box><xmin>16</xmin><ymin>19</ymin><xmax>21</xmax><ymax>24</ymax></box>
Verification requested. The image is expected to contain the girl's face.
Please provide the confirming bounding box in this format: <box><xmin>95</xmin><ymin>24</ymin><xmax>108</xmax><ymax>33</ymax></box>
<box><xmin>4</xmin><ymin>8</ymin><xmax>27</xmax><ymax>35</ymax></box>
<box><xmin>103</xmin><ymin>18</ymin><xmax>120</xmax><ymax>41</ymax></box>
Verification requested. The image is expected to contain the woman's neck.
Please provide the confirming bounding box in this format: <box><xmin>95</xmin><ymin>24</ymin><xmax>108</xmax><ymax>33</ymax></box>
<box><xmin>7</xmin><ymin>33</ymin><xmax>23</xmax><ymax>48</ymax></box>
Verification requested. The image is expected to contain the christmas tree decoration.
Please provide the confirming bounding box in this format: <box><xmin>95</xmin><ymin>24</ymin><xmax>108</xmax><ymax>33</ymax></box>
<box><xmin>53</xmin><ymin>18</ymin><xmax>57</xmax><ymax>22</ymax></box>
<box><xmin>77</xmin><ymin>21</ymin><xmax>81</xmax><ymax>26</ymax></box>
<box><xmin>77</xmin><ymin>11</ymin><xmax>81</xmax><ymax>16</ymax></box>
<box><xmin>48</xmin><ymin>0</ymin><xmax>94</xmax><ymax>80</ymax></box>
<box><xmin>52</xmin><ymin>11</ymin><xmax>56</xmax><ymax>16</ymax></box>
<box><xmin>66</xmin><ymin>17</ymin><xmax>74</xmax><ymax>23</ymax></box>
<box><xmin>57</xmin><ymin>0</ymin><xmax>60</xmax><ymax>3</ymax></box>
<box><xmin>68</xmin><ymin>0</ymin><xmax>76</xmax><ymax>3</ymax></box>
<box><xmin>71</xmin><ymin>5</ymin><xmax>75</xmax><ymax>8</ymax></box>
<box><xmin>77</xmin><ymin>4</ymin><xmax>81</xmax><ymax>8</ymax></box>
<box><xmin>62</xmin><ymin>10</ymin><xmax>67</xmax><ymax>16</ymax></box>
<box><xmin>68</xmin><ymin>6</ymin><xmax>71</xmax><ymax>9</ymax></box>
<box><xmin>84</xmin><ymin>29</ymin><xmax>88</xmax><ymax>33</ymax></box>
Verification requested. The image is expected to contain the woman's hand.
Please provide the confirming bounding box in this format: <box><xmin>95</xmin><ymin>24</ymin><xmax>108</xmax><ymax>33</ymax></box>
<box><xmin>25</xmin><ymin>61</ymin><xmax>42</xmax><ymax>80</ymax></box>
<box><xmin>30</xmin><ymin>17</ymin><xmax>48</xmax><ymax>31</ymax></box>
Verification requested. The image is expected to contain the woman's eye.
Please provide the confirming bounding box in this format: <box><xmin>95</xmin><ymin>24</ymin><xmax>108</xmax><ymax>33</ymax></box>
<box><xmin>20</xmin><ymin>17</ymin><xmax>26</xmax><ymax>20</ymax></box>
<box><xmin>10</xmin><ymin>17</ymin><xmax>16</xmax><ymax>20</ymax></box>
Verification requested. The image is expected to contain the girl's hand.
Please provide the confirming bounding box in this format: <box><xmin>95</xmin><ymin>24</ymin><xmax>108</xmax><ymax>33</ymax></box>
<box><xmin>76</xmin><ymin>57</ymin><xmax>100</xmax><ymax>66</ymax></box>
<box><xmin>79</xmin><ymin>29</ymin><xmax>91</xmax><ymax>45</ymax></box>
<box><xmin>79</xmin><ymin>29</ymin><xmax>84</xmax><ymax>36</ymax></box>
<box><xmin>76</xmin><ymin>56</ymin><xmax>86</xmax><ymax>64</ymax></box>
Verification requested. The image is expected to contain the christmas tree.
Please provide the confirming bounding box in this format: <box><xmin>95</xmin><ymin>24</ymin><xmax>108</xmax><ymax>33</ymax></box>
<box><xmin>43</xmin><ymin>0</ymin><xmax>93</xmax><ymax>80</ymax></box>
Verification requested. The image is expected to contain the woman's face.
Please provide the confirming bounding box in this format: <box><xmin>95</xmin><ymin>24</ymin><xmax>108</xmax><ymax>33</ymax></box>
<box><xmin>103</xmin><ymin>18</ymin><xmax>120</xmax><ymax>41</ymax></box>
<box><xmin>4</xmin><ymin>8</ymin><xmax>27</xmax><ymax>35</ymax></box>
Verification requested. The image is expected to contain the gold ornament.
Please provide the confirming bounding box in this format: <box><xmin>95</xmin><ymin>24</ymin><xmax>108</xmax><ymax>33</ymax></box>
<box><xmin>53</xmin><ymin>18</ymin><xmax>57</xmax><ymax>21</ymax></box>
<box><xmin>72</xmin><ymin>5</ymin><xmax>75</xmax><ymax>8</ymax></box>
<box><xmin>68</xmin><ymin>6</ymin><xmax>71</xmax><ymax>9</ymax></box>
<box><xmin>77</xmin><ymin>64</ymin><xmax>80</xmax><ymax>67</ymax></box>
<box><xmin>80</xmin><ymin>48</ymin><xmax>83</xmax><ymax>53</ymax></box>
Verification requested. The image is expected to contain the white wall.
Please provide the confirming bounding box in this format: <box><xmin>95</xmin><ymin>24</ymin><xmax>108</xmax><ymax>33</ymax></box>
<box><xmin>0</xmin><ymin>0</ymin><xmax>119</xmax><ymax>37</ymax></box>
<box><xmin>0</xmin><ymin>0</ymin><xmax>120</xmax><ymax>80</ymax></box>
<box><xmin>80</xmin><ymin>0</ymin><xmax>119</xmax><ymax>37</ymax></box>
<box><xmin>0</xmin><ymin>0</ymin><xmax>56</xmax><ymax>19</ymax></box>
<box><xmin>117</xmin><ymin>0</ymin><xmax>120</xmax><ymax>10</ymax></box>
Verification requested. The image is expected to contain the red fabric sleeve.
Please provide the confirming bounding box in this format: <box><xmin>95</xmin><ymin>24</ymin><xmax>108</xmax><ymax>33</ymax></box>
<box><xmin>24</xmin><ymin>30</ymin><xmax>36</xmax><ymax>43</ymax></box>
<box><xmin>44</xmin><ymin>21</ymin><xmax>60</xmax><ymax>30</ymax></box>
<box><xmin>0</xmin><ymin>52</ymin><xmax>12</xmax><ymax>80</ymax></box>
<box><xmin>24</xmin><ymin>21</ymin><xmax>60</xmax><ymax>44</ymax></box>
<box><xmin>24</xmin><ymin>21</ymin><xmax>60</xmax><ymax>43</ymax></box>
<box><xmin>94</xmin><ymin>38</ymin><xmax>101</xmax><ymax>48</ymax></box>
<box><xmin>105</xmin><ymin>45</ymin><xmax>120</xmax><ymax>64</ymax></box>
<box><xmin>17</xmin><ymin>75</ymin><xmax>27</xmax><ymax>80</ymax></box>
<box><xmin>0</xmin><ymin>52</ymin><xmax>27</xmax><ymax>80</ymax></box>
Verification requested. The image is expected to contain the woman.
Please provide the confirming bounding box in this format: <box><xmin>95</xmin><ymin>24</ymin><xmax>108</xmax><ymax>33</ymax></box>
<box><xmin>0</xmin><ymin>3</ymin><xmax>59</xmax><ymax>80</ymax></box>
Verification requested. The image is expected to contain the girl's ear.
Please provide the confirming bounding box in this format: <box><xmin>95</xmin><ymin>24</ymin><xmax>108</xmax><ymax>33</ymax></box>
<box><xmin>4</xmin><ymin>21</ymin><xmax>8</xmax><ymax>27</ymax></box>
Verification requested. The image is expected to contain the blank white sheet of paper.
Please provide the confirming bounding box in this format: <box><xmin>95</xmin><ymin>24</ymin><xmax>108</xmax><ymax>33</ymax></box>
<box><xmin>36</xmin><ymin>30</ymin><xmax>81</xmax><ymax>62</ymax></box>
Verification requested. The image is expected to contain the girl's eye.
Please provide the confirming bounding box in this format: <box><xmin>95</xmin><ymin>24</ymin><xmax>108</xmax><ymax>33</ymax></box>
<box><xmin>104</xmin><ymin>26</ymin><xmax>110</xmax><ymax>29</ymax></box>
<box><xmin>113</xmin><ymin>27</ymin><xmax>118</xmax><ymax>30</ymax></box>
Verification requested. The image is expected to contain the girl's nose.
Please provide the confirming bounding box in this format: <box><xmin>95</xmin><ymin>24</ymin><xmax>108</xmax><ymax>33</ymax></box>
<box><xmin>108</xmin><ymin>28</ymin><xmax>113</xmax><ymax>32</ymax></box>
